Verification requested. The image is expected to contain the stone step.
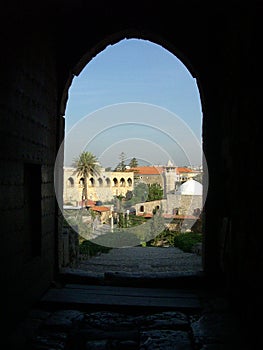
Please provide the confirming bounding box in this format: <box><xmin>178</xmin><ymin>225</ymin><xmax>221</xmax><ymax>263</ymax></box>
<box><xmin>59</xmin><ymin>268</ymin><xmax>207</xmax><ymax>289</ymax></box>
<box><xmin>40</xmin><ymin>283</ymin><xmax>203</xmax><ymax>314</ymax></box>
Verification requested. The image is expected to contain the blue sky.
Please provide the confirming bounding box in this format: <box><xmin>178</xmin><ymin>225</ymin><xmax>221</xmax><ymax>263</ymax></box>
<box><xmin>64</xmin><ymin>39</ymin><xmax>203</xmax><ymax>168</ymax></box>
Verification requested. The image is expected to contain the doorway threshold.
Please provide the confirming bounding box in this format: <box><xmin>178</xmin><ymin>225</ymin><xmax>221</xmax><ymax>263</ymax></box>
<box><xmin>58</xmin><ymin>267</ymin><xmax>206</xmax><ymax>289</ymax></box>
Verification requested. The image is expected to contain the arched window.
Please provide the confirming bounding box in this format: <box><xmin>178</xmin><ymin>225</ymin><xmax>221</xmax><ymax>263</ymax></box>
<box><xmin>90</xmin><ymin>178</ymin><xmax>95</xmax><ymax>187</ymax></box>
<box><xmin>127</xmin><ymin>178</ymin><xmax>132</xmax><ymax>187</ymax></box>
<box><xmin>113</xmin><ymin>178</ymin><xmax>118</xmax><ymax>187</ymax></box>
<box><xmin>98</xmin><ymin>178</ymin><xmax>103</xmax><ymax>187</ymax></box>
<box><xmin>106</xmin><ymin>178</ymin><xmax>111</xmax><ymax>187</ymax></box>
<box><xmin>67</xmin><ymin>177</ymin><xmax>74</xmax><ymax>187</ymax></box>
<box><xmin>120</xmin><ymin>178</ymin><xmax>125</xmax><ymax>187</ymax></box>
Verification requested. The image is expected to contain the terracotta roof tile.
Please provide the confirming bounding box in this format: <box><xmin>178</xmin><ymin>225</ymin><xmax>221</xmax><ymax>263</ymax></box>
<box><xmin>128</xmin><ymin>166</ymin><xmax>164</xmax><ymax>175</ymax></box>
<box><xmin>176</xmin><ymin>167</ymin><xmax>195</xmax><ymax>173</ymax></box>
<box><xmin>79</xmin><ymin>199</ymin><xmax>96</xmax><ymax>206</ymax></box>
<box><xmin>91</xmin><ymin>206</ymin><xmax>110</xmax><ymax>212</ymax></box>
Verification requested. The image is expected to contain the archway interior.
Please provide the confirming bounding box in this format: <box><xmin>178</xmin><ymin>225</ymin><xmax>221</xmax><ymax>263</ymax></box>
<box><xmin>61</xmin><ymin>38</ymin><xmax>205</xmax><ymax>276</ymax></box>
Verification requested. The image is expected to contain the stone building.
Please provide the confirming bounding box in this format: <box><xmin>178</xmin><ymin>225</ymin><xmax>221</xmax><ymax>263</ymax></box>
<box><xmin>130</xmin><ymin>163</ymin><xmax>200</xmax><ymax>196</ymax></box>
<box><xmin>135</xmin><ymin>178</ymin><xmax>202</xmax><ymax>217</ymax></box>
<box><xmin>166</xmin><ymin>178</ymin><xmax>203</xmax><ymax>215</ymax></box>
<box><xmin>63</xmin><ymin>167</ymin><xmax>134</xmax><ymax>204</ymax></box>
<box><xmin>128</xmin><ymin>166</ymin><xmax>164</xmax><ymax>187</ymax></box>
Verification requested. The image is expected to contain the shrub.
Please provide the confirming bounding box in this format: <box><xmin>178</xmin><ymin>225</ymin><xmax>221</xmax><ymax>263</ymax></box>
<box><xmin>172</xmin><ymin>232</ymin><xmax>202</xmax><ymax>252</ymax></box>
<box><xmin>149</xmin><ymin>230</ymin><xmax>202</xmax><ymax>253</ymax></box>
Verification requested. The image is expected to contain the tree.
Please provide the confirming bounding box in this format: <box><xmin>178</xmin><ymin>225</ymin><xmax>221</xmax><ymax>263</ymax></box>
<box><xmin>125</xmin><ymin>190</ymin><xmax>133</xmax><ymax>201</ymax></box>
<box><xmin>147</xmin><ymin>183</ymin><xmax>163</xmax><ymax>201</ymax></box>
<box><xmin>114</xmin><ymin>152</ymin><xmax>126</xmax><ymax>171</ymax></box>
<box><xmin>72</xmin><ymin>151</ymin><xmax>101</xmax><ymax>201</ymax></box>
<box><xmin>129</xmin><ymin>157</ymin><xmax>138</xmax><ymax>168</ymax></box>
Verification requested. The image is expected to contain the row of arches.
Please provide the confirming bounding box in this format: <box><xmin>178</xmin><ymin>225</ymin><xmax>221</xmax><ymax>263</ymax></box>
<box><xmin>67</xmin><ymin>177</ymin><xmax>133</xmax><ymax>188</ymax></box>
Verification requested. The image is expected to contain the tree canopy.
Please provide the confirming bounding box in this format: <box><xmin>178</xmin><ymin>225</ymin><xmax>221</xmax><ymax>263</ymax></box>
<box><xmin>114</xmin><ymin>152</ymin><xmax>126</xmax><ymax>171</ymax></box>
<box><xmin>129</xmin><ymin>157</ymin><xmax>138</xmax><ymax>168</ymax></box>
<box><xmin>147</xmin><ymin>183</ymin><xmax>163</xmax><ymax>201</ymax></box>
<box><xmin>72</xmin><ymin>151</ymin><xmax>101</xmax><ymax>200</ymax></box>
<box><xmin>114</xmin><ymin>153</ymin><xmax>139</xmax><ymax>171</ymax></box>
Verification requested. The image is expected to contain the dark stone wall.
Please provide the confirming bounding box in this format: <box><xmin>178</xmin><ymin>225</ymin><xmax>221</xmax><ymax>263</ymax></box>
<box><xmin>0</xmin><ymin>17</ymin><xmax>60</xmax><ymax>331</ymax></box>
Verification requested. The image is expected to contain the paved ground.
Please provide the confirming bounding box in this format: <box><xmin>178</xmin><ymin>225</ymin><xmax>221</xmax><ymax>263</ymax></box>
<box><xmin>7</xmin><ymin>247</ymin><xmax>257</xmax><ymax>349</ymax></box>
<box><xmin>67</xmin><ymin>246</ymin><xmax>203</xmax><ymax>276</ymax></box>
<box><xmin>11</xmin><ymin>299</ymin><xmax>248</xmax><ymax>349</ymax></box>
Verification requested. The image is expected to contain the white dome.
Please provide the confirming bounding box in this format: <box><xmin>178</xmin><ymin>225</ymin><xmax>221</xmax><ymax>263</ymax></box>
<box><xmin>177</xmin><ymin>178</ymin><xmax>202</xmax><ymax>195</ymax></box>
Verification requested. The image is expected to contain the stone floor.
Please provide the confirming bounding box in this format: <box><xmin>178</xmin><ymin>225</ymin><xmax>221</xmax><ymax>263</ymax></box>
<box><xmin>76</xmin><ymin>246</ymin><xmax>203</xmax><ymax>274</ymax></box>
<box><xmin>10</xmin><ymin>289</ymin><xmax>249</xmax><ymax>350</ymax></box>
<box><xmin>7</xmin><ymin>247</ymin><xmax>257</xmax><ymax>349</ymax></box>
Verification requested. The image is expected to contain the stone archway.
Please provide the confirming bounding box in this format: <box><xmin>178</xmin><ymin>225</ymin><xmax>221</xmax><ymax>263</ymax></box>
<box><xmin>58</xmin><ymin>33</ymin><xmax>208</xmax><ymax>276</ymax></box>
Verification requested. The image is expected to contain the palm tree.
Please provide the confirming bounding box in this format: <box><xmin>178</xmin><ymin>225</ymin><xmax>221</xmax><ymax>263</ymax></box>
<box><xmin>72</xmin><ymin>151</ymin><xmax>101</xmax><ymax>203</ymax></box>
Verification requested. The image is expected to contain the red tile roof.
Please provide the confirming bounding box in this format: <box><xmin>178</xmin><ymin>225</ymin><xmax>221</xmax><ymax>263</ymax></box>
<box><xmin>176</xmin><ymin>167</ymin><xmax>195</xmax><ymax>174</ymax></box>
<box><xmin>137</xmin><ymin>213</ymin><xmax>197</xmax><ymax>219</ymax></box>
<box><xmin>128</xmin><ymin>166</ymin><xmax>164</xmax><ymax>175</ymax></box>
<box><xmin>127</xmin><ymin>166</ymin><xmax>196</xmax><ymax>175</ymax></box>
<box><xmin>91</xmin><ymin>206</ymin><xmax>110</xmax><ymax>212</ymax></box>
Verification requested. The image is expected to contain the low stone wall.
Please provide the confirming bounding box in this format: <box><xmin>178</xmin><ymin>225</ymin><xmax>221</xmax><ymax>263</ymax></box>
<box><xmin>61</xmin><ymin>225</ymin><xmax>79</xmax><ymax>268</ymax></box>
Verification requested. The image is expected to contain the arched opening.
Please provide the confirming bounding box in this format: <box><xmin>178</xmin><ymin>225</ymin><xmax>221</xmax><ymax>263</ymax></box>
<box><xmin>59</xmin><ymin>36</ymin><xmax>206</xmax><ymax>279</ymax></box>
<box><xmin>120</xmin><ymin>178</ymin><xmax>126</xmax><ymax>187</ymax></box>
<box><xmin>140</xmin><ymin>205</ymin><xmax>145</xmax><ymax>213</ymax></box>
<box><xmin>67</xmin><ymin>177</ymin><xmax>74</xmax><ymax>187</ymax></box>
<box><xmin>3</xmin><ymin>3</ymin><xmax>263</xmax><ymax>345</ymax></box>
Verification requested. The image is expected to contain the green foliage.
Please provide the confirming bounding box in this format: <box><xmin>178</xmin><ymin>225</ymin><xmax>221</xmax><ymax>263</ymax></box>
<box><xmin>72</xmin><ymin>151</ymin><xmax>101</xmax><ymax>199</ymax></box>
<box><xmin>149</xmin><ymin>229</ymin><xmax>202</xmax><ymax>253</ymax></box>
<box><xmin>114</xmin><ymin>154</ymin><xmax>139</xmax><ymax>171</ymax></box>
<box><xmin>114</xmin><ymin>152</ymin><xmax>127</xmax><ymax>171</ymax></box>
<box><xmin>147</xmin><ymin>183</ymin><xmax>163</xmax><ymax>201</ymax></box>
<box><xmin>79</xmin><ymin>240</ymin><xmax>111</xmax><ymax>257</ymax></box>
<box><xmin>124</xmin><ymin>182</ymin><xmax>163</xmax><ymax>207</ymax></box>
<box><xmin>124</xmin><ymin>182</ymin><xmax>148</xmax><ymax>207</ymax></box>
<box><xmin>129</xmin><ymin>157</ymin><xmax>138</xmax><ymax>168</ymax></box>
<box><xmin>72</xmin><ymin>151</ymin><xmax>101</xmax><ymax>177</ymax></box>
<box><xmin>171</xmin><ymin>232</ymin><xmax>202</xmax><ymax>252</ymax></box>
<box><xmin>125</xmin><ymin>190</ymin><xmax>133</xmax><ymax>201</ymax></box>
<box><xmin>128</xmin><ymin>215</ymin><xmax>146</xmax><ymax>226</ymax></box>
<box><xmin>118</xmin><ymin>212</ymin><xmax>126</xmax><ymax>228</ymax></box>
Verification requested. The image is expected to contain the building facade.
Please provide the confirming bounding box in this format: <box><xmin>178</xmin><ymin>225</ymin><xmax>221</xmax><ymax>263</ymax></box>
<box><xmin>63</xmin><ymin>167</ymin><xmax>134</xmax><ymax>204</ymax></box>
